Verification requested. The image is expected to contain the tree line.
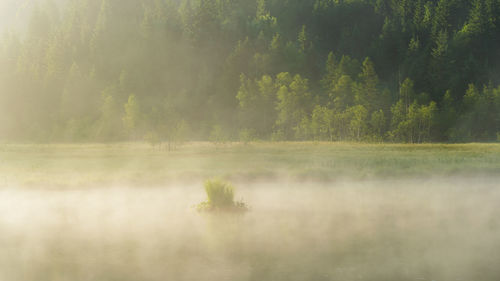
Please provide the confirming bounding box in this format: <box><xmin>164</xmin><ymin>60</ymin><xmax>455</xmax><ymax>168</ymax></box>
<box><xmin>1</xmin><ymin>0</ymin><xmax>500</xmax><ymax>143</ymax></box>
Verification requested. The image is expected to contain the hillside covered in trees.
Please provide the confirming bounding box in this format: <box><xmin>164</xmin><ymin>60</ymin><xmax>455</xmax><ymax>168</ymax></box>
<box><xmin>1</xmin><ymin>0</ymin><xmax>500</xmax><ymax>143</ymax></box>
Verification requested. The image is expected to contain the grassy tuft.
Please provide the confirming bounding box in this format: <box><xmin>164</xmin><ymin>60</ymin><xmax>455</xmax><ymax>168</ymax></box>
<box><xmin>196</xmin><ymin>178</ymin><xmax>248</xmax><ymax>213</ymax></box>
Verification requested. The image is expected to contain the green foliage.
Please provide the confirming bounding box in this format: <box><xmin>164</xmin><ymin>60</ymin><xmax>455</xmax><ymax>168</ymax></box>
<box><xmin>144</xmin><ymin>131</ymin><xmax>161</xmax><ymax>148</ymax></box>
<box><xmin>275</xmin><ymin>73</ymin><xmax>311</xmax><ymax>139</ymax></box>
<box><xmin>196</xmin><ymin>178</ymin><xmax>248</xmax><ymax>212</ymax></box>
<box><xmin>452</xmin><ymin>84</ymin><xmax>500</xmax><ymax>141</ymax></box>
<box><xmin>370</xmin><ymin>109</ymin><xmax>386</xmax><ymax>140</ymax></box>
<box><xmin>310</xmin><ymin>105</ymin><xmax>334</xmax><ymax>141</ymax></box>
<box><xmin>239</xmin><ymin>128</ymin><xmax>256</xmax><ymax>144</ymax></box>
<box><xmin>123</xmin><ymin>94</ymin><xmax>141</xmax><ymax>139</ymax></box>
<box><xmin>96</xmin><ymin>91</ymin><xmax>123</xmax><ymax>141</ymax></box>
<box><xmin>205</xmin><ymin>178</ymin><xmax>234</xmax><ymax>208</ymax></box>
<box><xmin>330</xmin><ymin>75</ymin><xmax>355</xmax><ymax>109</ymax></box>
<box><xmin>356</xmin><ymin>57</ymin><xmax>379</xmax><ymax>111</ymax></box>
<box><xmin>1</xmin><ymin>0</ymin><xmax>500</xmax><ymax>143</ymax></box>
<box><xmin>347</xmin><ymin>105</ymin><xmax>368</xmax><ymax>141</ymax></box>
<box><xmin>236</xmin><ymin>74</ymin><xmax>276</xmax><ymax>137</ymax></box>
<box><xmin>210</xmin><ymin>125</ymin><xmax>228</xmax><ymax>145</ymax></box>
<box><xmin>432</xmin><ymin>29</ymin><xmax>449</xmax><ymax>59</ymax></box>
<box><xmin>390</xmin><ymin>100</ymin><xmax>438</xmax><ymax>143</ymax></box>
<box><xmin>399</xmin><ymin>78</ymin><xmax>415</xmax><ymax>113</ymax></box>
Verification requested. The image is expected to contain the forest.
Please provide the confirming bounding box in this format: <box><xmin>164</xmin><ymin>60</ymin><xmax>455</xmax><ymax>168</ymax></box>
<box><xmin>1</xmin><ymin>0</ymin><xmax>500</xmax><ymax>143</ymax></box>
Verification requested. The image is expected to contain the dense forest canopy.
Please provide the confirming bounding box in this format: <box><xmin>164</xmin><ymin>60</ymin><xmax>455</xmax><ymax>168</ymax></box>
<box><xmin>1</xmin><ymin>0</ymin><xmax>500</xmax><ymax>143</ymax></box>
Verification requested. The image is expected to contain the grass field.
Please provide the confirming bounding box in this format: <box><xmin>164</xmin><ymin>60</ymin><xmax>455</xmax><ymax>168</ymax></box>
<box><xmin>1</xmin><ymin>142</ymin><xmax>500</xmax><ymax>281</ymax></box>
<box><xmin>0</xmin><ymin>142</ymin><xmax>499</xmax><ymax>188</ymax></box>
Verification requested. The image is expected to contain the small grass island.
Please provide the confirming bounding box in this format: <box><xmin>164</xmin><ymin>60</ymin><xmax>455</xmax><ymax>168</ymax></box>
<box><xmin>196</xmin><ymin>178</ymin><xmax>248</xmax><ymax>213</ymax></box>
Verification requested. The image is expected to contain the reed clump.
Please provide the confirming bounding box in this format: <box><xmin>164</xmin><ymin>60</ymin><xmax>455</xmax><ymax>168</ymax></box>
<box><xmin>196</xmin><ymin>178</ymin><xmax>248</xmax><ymax>213</ymax></box>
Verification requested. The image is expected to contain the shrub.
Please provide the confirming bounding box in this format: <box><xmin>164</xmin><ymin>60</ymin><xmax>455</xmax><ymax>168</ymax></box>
<box><xmin>196</xmin><ymin>178</ymin><xmax>248</xmax><ymax>213</ymax></box>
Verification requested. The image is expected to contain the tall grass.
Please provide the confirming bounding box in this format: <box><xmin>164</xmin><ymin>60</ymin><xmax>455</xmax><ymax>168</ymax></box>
<box><xmin>197</xmin><ymin>178</ymin><xmax>247</xmax><ymax>212</ymax></box>
<box><xmin>2</xmin><ymin>142</ymin><xmax>500</xmax><ymax>188</ymax></box>
<box><xmin>205</xmin><ymin>178</ymin><xmax>235</xmax><ymax>208</ymax></box>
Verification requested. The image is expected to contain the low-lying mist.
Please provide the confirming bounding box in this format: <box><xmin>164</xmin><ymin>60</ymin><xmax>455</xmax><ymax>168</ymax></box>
<box><xmin>1</xmin><ymin>178</ymin><xmax>500</xmax><ymax>281</ymax></box>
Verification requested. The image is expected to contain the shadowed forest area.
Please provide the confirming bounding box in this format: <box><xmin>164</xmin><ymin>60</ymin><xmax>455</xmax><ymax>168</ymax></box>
<box><xmin>1</xmin><ymin>0</ymin><xmax>500</xmax><ymax>143</ymax></box>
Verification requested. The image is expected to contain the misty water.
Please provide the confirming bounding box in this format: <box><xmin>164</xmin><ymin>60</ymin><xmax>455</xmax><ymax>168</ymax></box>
<box><xmin>1</xmin><ymin>177</ymin><xmax>500</xmax><ymax>281</ymax></box>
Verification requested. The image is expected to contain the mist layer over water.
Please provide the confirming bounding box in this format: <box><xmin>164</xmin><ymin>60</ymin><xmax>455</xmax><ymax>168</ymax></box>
<box><xmin>1</xmin><ymin>178</ymin><xmax>500</xmax><ymax>281</ymax></box>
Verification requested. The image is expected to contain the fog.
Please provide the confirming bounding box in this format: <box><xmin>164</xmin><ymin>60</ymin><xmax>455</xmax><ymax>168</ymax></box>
<box><xmin>0</xmin><ymin>0</ymin><xmax>37</xmax><ymax>32</ymax></box>
<box><xmin>1</xmin><ymin>0</ymin><xmax>500</xmax><ymax>278</ymax></box>
<box><xmin>1</xmin><ymin>178</ymin><xmax>500</xmax><ymax>281</ymax></box>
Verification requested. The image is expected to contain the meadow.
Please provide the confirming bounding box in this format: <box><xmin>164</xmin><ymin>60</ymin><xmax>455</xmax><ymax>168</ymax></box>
<box><xmin>1</xmin><ymin>142</ymin><xmax>500</xmax><ymax>281</ymax></box>
<box><xmin>0</xmin><ymin>142</ymin><xmax>499</xmax><ymax>188</ymax></box>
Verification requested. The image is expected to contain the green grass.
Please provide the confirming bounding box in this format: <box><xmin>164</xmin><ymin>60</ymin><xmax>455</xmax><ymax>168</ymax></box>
<box><xmin>196</xmin><ymin>178</ymin><xmax>248</xmax><ymax>212</ymax></box>
<box><xmin>0</xmin><ymin>142</ymin><xmax>499</xmax><ymax>188</ymax></box>
<box><xmin>204</xmin><ymin>178</ymin><xmax>235</xmax><ymax>207</ymax></box>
